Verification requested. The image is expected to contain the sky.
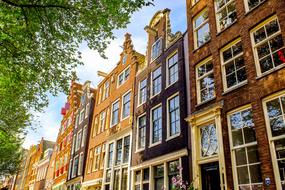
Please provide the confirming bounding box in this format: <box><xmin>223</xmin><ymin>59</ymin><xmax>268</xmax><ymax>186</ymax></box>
<box><xmin>23</xmin><ymin>0</ymin><xmax>187</xmax><ymax>148</ymax></box>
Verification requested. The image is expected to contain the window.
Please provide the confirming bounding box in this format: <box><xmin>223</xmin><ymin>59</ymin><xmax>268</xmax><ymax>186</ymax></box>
<box><xmin>71</xmin><ymin>134</ymin><xmax>76</xmax><ymax>155</ymax></box>
<box><xmin>122</xmin><ymin>91</ymin><xmax>131</xmax><ymax>119</ymax></box>
<box><xmin>78</xmin><ymin>153</ymin><xmax>84</xmax><ymax>175</ymax></box>
<box><xmin>193</xmin><ymin>8</ymin><xmax>210</xmax><ymax>49</ymax></box>
<box><xmin>221</xmin><ymin>39</ymin><xmax>247</xmax><ymax>90</ymax></box>
<box><xmin>245</xmin><ymin>0</ymin><xmax>266</xmax><ymax>11</ymax></box>
<box><xmin>116</xmin><ymin>139</ymin><xmax>123</xmax><ymax>165</ymax></box>
<box><xmin>107</xmin><ymin>143</ymin><xmax>114</xmax><ymax>167</ymax></box>
<box><xmin>134</xmin><ymin>171</ymin><xmax>141</xmax><ymax>190</ymax></box>
<box><xmin>100</xmin><ymin>143</ymin><xmax>106</xmax><ymax>169</ymax></box>
<box><xmin>215</xmin><ymin>0</ymin><xmax>237</xmax><ymax>31</ymax></box>
<box><xmin>87</xmin><ymin>150</ymin><xmax>93</xmax><ymax>173</ymax></box>
<box><xmin>151</xmin><ymin>38</ymin><xmax>162</xmax><ymax>61</ymax></box>
<box><xmin>138</xmin><ymin>79</ymin><xmax>147</xmax><ymax>105</ymax></box>
<box><xmin>76</xmin><ymin>131</ymin><xmax>82</xmax><ymax>151</ymax></box>
<box><xmin>103</xmin><ymin>81</ymin><xmax>110</xmax><ymax>100</ymax></box>
<box><xmin>168</xmin><ymin>95</ymin><xmax>180</xmax><ymax>137</ymax></box>
<box><xmin>251</xmin><ymin>16</ymin><xmax>285</xmax><ymax>75</ymax></box>
<box><xmin>200</xmin><ymin>123</ymin><xmax>218</xmax><ymax>158</ymax></box>
<box><xmin>151</xmin><ymin>67</ymin><xmax>162</xmax><ymax>97</ymax></box>
<box><xmin>93</xmin><ymin>146</ymin><xmax>101</xmax><ymax>171</ymax></box>
<box><xmin>75</xmin><ymin>114</ymin><xmax>79</xmax><ymax>128</ymax></box>
<box><xmin>151</xmin><ymin>105</ymin><xmax>162</xmax><ymax>144</ymax></box>
<box><xmin>167</xmin><ymin>52</ymin><xmax>179</xmax><ymax>86</ymax></box>
<box><xmin>92</xmin><ymin>116</ymin><xmax>98</xmax><ymax>137</ymax></box>
<box><xmin>72</xmin><ymin>156</ymin><xmax>79</xmax><ymax>177</ymax></box>
<box><xmin>137</xmin><ymin>115</ymin><xmax>146</xmax><ymax>150</ymax></box>
<box><xmin>105</xmin><ymin>169</ymin><xmax>111</xmax><ymax>190</ymax></box>
<box><xmin>196</xmin><ymin>57</ymin><xmax>215</xmax><ymax>103</ymax></box>
<box><xmin>228</xmin><ymin>107</ymin><xmax>262</xmax><ymax>189</ymax></box>
<box><xmin>122</xmin><ymin>54</ymin><xmax>127</xmax><ymax>64</ymax></box>
<box><xmin>133</xmin><ymin>168</ymin><xmax>150</xmax><ymax>190</ymax></box>
<box><xmin>121</xmin><ymin>168</ymin><xmax>128</xmax><ymax>190</ymax></box>
<box><xmin>99</xmin><ymin>110</ymin><xmax>106</xmax><ymax>133</ymax></box>
<box><xmin>123</xmin><ymin>136</ymin><xmax>130</xmax><ymax>163</ymax></box>
<box><xmin>154</xmin><ymin>165</ymin><xmax>164</xmax><ymax>190</ymax></box>
<box><xmin>168</xmin><ymin>160</ymin><xmax>180</xmax><ymax>189</ymax></box>
<box><xmin>111</xmin><ymin>100</ymin><xmax>120</xmax><ymax>126</ymax></box>
<box><xmin>113</xmin><ymin>170</ymin><xmax>120</xmax><ymax>190</ymax></box>
<box><xmin>263</xmin><ymin>92</ymin><xmax>285</xmax><ymax>189</ymax></box>
<box><xmin>81</xmin><ymin>126</ymin><xmax>87</xmax><ymax>147</ymax></box>
<box><xmin>79</xmin><ymin>109</ymin><xmax>84</xmax><ymax>124</ymax></box>
<box><xmin>85</xmin><ymin>103</ymin><xmax>90</xmax><ymax>118</ymax></box>
<box><xmin>68</xmin><ymin>159</ymin><xmax>72</xmax><ymax>180</ymax></box>
<box><xmin>118</xmin><ymin>67</ymin><xmax>130</xmax><ymax>87</ymax></box>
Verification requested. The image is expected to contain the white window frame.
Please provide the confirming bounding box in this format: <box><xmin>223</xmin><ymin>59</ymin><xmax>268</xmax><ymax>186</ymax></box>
<box><xmin>227</xmin><ymin>105</ymin><xmax>262</xmax><ymax>190</ymax></box>
<box><xmin>117</xmin><ymin>66</ymin><xmax>131</xmax><ymax>87</ymax></box>
<box><xmin>138</xmin><ymin>78</ymin><xmax>147</xmax><ymax>107</ymax></box>
<box><xmin>85</xmin><ymin>103</ymin><xmax>90</xmax><ymax>119</ymax></box>
<box><xmin>72</xmin><ymin>155</ymin><xmax>79</xmax><ymax>178</ymax></box>
<box><xmin>166</xmin><ymin>93</ymin><xmax>180</xmax><ymax>141</ymax></box>
<box><xmin>79</xmin><ymin>109</ymin><xmax>84</xmax><ymax>124</ymax></box>
<box><xmin>151</xmin><ymin>37</ymin><xmax>163</xmax><ymax>62</ymax></box>
<box><xmin>99</xmin><ymin>110</ymin><xmax>106</xmax><ymax>133</ymax></box>
<box><xmin>78</xmin><ymin>152</ymin><xmax>84</xmax><ymax>176</ymax></box>
<box><xmin>263</xmin><ymin>90</ymin><xmax>285</xmax><ymax>190</ymax></box>
<box><xmin>110</xmin><ymin>99</ymin><xmax>120</xmax><ymax>127</ymax></box>
<box><xmin>76</xmin><ymin>130</ymin><xmax>82</xmax><ymax>151</ymax></box>
<box><xmin>220</xmin><ymin>38</ymin><xmax>247</xmax><ymax>92</ymax></box>
<box><xmin>103</xmin><ymin>80</ymin><xmax>110</xmax><ymax>100</ymax></box>
<box><xmin>195</xmin><ymin>56</ymin><xmax>215</xmax><ymax>104</ymax></box>
<box><xmin>214</xmin><ymin>0</ymin><xmax>237</xmax><ymax>32</ymax></box>
<box><xmin>166</xmin><ymin>50</ymin><xmax>179</xmax><ymax>87</ymax></box>
<box><xmin>150</xmin><ymin>104</ymin><xmax>162</xmax><ymax>147</ymax></box>
<box><xmin>250</xmin><ymin>15</ymin><xmax>285</xmax><ymax>77</ymax></box>
<box><xmin>244</xmin><ymin>0</ymin><xmax>266</xmax><ymax>12</ymax></box>
<box><xmin>150</xmin><ymin>66</ymin><xmax>162</xmax><ymax>98</ymax></box>
<box><xmin>136</xmin><ymin>113</ymin><xmax>147</xmax><ymax>152</ymax></box>
<box><xmin>121</xmin><ymin>90</ymin><xmax>132</xmax><ymax>120</ymax></box>
<box><xmin>81</xmin><ymin>126</ymin><xmax>87</xmax><ymax>148</ymax></box>
<box><xmin>193</xmin><ymin>8</ymin><xmax>210</xmax><ymax>49</ymax></box>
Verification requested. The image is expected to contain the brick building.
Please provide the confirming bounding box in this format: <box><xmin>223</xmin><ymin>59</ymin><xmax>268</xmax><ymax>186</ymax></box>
<box><xmin>130</xmin><ymin>9</ymin><xmax>190</xmax><ymax>190</ymax></box>
<box><xmin>66</xmin><ymin>81</ymin><xmax>96</xmax><ymax>190</ymax></box>
<box><xmin>185</xmin><ymin>0</ymin><xmax>285</xmax><ymax>189</ymax></box>
<box><xmin>52</xmin><ymin>81</ymin><xmax>82</xmax><ymax>190</ymax></box>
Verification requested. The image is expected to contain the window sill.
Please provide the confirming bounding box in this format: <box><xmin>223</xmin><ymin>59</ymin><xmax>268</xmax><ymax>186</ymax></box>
<box><xmin>150</xmin><ymin>92</ymin><xmax>161</xmax><ymax>100</ymax></box>
<box><xmin>149</xmin><ymin>141</ymin><xmax>161</xmax><ymax>148</ymax></box>
<box><xmin>195</xmin><ymin>97</ymin><xmax>216</xmax><ymax>108</ymax></box>
<box><xmin>244</xmin><ymin>1</ymin><xmax>267</xmax><ymax>16</ymax></box>
<box><xmin>216</xmin><ymin>20</ymin><xmax>238</xmax><ymax>37</ymax></box>
<box><xmin>135</xmin><ymin>148</ymin><xmax>145</xmax><ymax>153</ymax></box>
<box><xmin>256</xmin><ymin>64</ymin><xmax>285</xmax><ymax>80</ymax></box>
<box><xmin>150</xmin><ymin>53</ymin><xmax>162</xmax><ymax>65</ymax></box>
<box><xmin>166</xmin><ymin>133</ymin><xmax>180</xmax><ymax>141</ymax></box>
<box><xmin>222</xmin><ymin>81</ymin><xmax>248</xmax><ymax>95</ymax></box>
<box><xmin>137</xmin><ymin>102</ymin><xmax>146</xmax><ymax>109</ymax></box>
<box><xmin>193</xmin><ymin>40</ymin><xmax>211</xmax><ymax>53</ymax></box>
<box><xmin>165</xmin><ymin>80</ymin><xmax>178</xmax><ymax>90</ymax></box>
<box><xmin>121</xmin><ymin>115</ymin><xmax>130</xmax><ymax>122</ymax></box>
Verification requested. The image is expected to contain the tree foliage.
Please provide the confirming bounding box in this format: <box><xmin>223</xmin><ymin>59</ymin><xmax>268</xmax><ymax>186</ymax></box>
<box><xmin>0</xmin><ymin>0</ymin><xmax>153</xmax><ymax>175</ymax></box>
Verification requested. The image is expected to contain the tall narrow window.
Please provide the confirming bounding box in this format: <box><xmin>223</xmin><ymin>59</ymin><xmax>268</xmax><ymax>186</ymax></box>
<box><xmin>116</xmin><ymin>139</ymin><xmax>123</xmax><ymax>165</ymax></box>
<box><xmin>168</xmin><ymin>52</ymin><xmax>179</xmax><ymax>86</ymax></box>
<box><xmin>138</xmin><ymin>79</ymin><xmax>147</xmax><ymax>105</ymax></box>
<box><xmin>168</xmin><ymin>160</ymin><xmax>180</xmax><ymax>189</ymax></box>
<box><xmin>72</xmin><ymin>134</ymin><xmax>76</xmax><ymax>155</ymax></box>
<box><xmin>111</xmin><ymin>100</ymin><xmax>120</xmax><ymax>126</ymax></box>
<box><xmin>196</xmin><ymin>58</ymin><xmax>215</xmax><ymax>103</ymax></box>
<box><xmin>113</xmin><ymin>170</ymin><xmax>120</xmax><ymax>190</ymax></box>
<box><xmin>121</xmin><ymin>168</ymin><xmax>128</xmax><ymax>190</ymax></box>
<box><xmin>200</xmin><ymin>123</ymin><xmax>218</xmax><ymax>158</ymax></box>
<box><xmin>100</xmin><ymin>110</ymin><xmax>106</xmax><ymax>133</ymax></box>
<box><xmin>118</xmin><ymin>67</ymin><xmax>131</xmax><ymax>87</ymax></box>
<box><xmin>168</xmin><ymin>95</ymin><xmax>180</xmax><ymax>137</ymax></box>
<box><xmin>228</xmin><ymin>107</ymin><xmax>262</xmax><ymax>189</ymax></box>
<box><xmin>123</xmin><ymin>136</ymin><xmax>130</xmax><ymax>163</ymax></box>
<box><xmin>107</xmin><ymin>143</ymin><xmax>114</xmax><ymax>167</ymax></box>
<box><xmin>151</xmin><ymin>67</ymin><xmax>162</xmax><ymax>97</ymax></box>
<box><xmin>72</xmin><ymin>156</ymin><xmax>79</xmax><ymax>178</ymax></box>
<box><xmin>85</xmin><ymin>103</ymin><xmax>90</xmax><ymax>118</ymax></box>
<box><xmin>152</xmin><ymin>106</ymin><xmax>162</xmax><ymax>144</ymax></box>
<box><xmin>104</xmin><ymin>81</ymin><xmax>110</xmax><ymax>100</ymax></box>
<box><xmin>78</xmin><ymin>153</ymin><xmax>84</xmax><ymax>175</ymax></box>
<box><xmin>93</xmin><ymin>146</ymin><xmax>101</xmax><ymax>171</ymax></box>
<box><xmin>151</xmin><ymin>38</ymin><xmax>162</xmax><ymax>61</ymax></box>
<box><xmin>76</xmin><ymin>131</ymin><xmax>82</xmax><ymax>151</ymax></box>
<box><xmin>251</xmin><ymin>16</ymin><xmax>285</xmax><ymax>75</ymax></box>
<box><xmin>81</xmin><ymin>126</ymin><xmax>87</xmax><ymax>147</ymax></box>
<box><xmin>87</xmin><ymin>149</ymin><xmax>93</xmax><ymax>174</ymax></box>
<box><xmin>221</xmin><ymin>39</ymin><xmax>247</xmax><ymax>90</ymax></box>
<box><xmin>122</xmin><ymin>92</ymin><xmax>131</xmax><ymax>119</ymax></box>
<box><xmin>137</xmin><ymin>115</ymin><xmax>146</xmax><ymax>150</ymax></box>
<box><xmin>100</xmin><ymin>143</ymin><xmax>106</xmax><ymax>169</ymax></box>
<box><xmin>79</xmin><ymin>109</ymin><xmax>84</xmax><ymax>124</ymax></box>
<box><xmin>154</xmin><ymin>165</ymin><xmax>164</xmax><ymax>190</ymax></box>
<box><xmin>263</xmin><ymin>92</ymin><xmax>285</xmax><ymax>189</ymax></box>
<box><xmin>193</xmin><ymin>8</ymin><xmax>210</xmax><ymax>48</ymax></box>
<box><xmin>215</xmin><ymin>0</ymin><xmax>237</xmax><ymax>31</ymax></box>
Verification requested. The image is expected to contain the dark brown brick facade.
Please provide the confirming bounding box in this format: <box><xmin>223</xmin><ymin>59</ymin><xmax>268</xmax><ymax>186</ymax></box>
<box><xmin>186</xmin><ymin>0</ymin><xmax>285</xmax><ymax>189</ymax></box>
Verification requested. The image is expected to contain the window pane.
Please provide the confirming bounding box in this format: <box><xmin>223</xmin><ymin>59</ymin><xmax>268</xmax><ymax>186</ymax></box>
<box><xmin>200</xmin><ymin>124</ymin><xmax>218</xmax><ymax>157</ymax></box>
<box><xmin>197</xmin><ymin>23</ymin><xmax>210</xmax><ymax>47</ymax></box>
<box><xmin>237</xmin><ymin>166</ymin><xmax>249</xmax><ymax>184</ymax></box>
<box><xmin>235</xmin><ymin>148</ymin><xmax>247</xmax><ymax>166</ymax></box>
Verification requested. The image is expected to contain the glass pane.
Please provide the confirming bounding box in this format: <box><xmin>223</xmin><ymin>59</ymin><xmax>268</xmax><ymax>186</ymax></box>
<box><xmin>270</xmin><ymin>34</ymin><xmax>284</xmax><ymax>52</ymax></box>
<box><xmin>235</xmin><ymin>148</ymin><xmax>247</xmax><ymax>166</ymax></box>
<box><xmin>143</xmin><ymin>168</ymin><xmax>149</xmax><ymax>181</ymax></box>
<box><xmin>200</xmin><ymin>124</ymin><xmax>218</xmax><ymax>157</ymax></box>
<box><xmin>232</xmin><ymin>129</ymin><xmax>244</xmax><ymax>146</ymax></box>
<box><xmin>223</xmin><ymin>48</ymin><xmax>232</xmax><ymax>62</ymax></box>
<box><xmin>243</xmin><ymin>127</ymin><xmax>256</xmax><ymax>144</ymax></box>
<box><xmin>197</xmin><ymin>23</ymin><xmax>210</xmax><ymax>47</ymax></box>
<box><xmin>273</xmin><ymin>48</ymin><xmax>285</xmax><ymax>67</ymax></box>
<box><xmin>249</xmin><ymin>164</ymin><xmax>262</xmax><ymax>183</ymax></box>
<box><xmin>226</xmin><ymin>73</ymin><xmax>237</xmax><ymax>88</ymax></box>
<box><xmin>254</xmin><ymin>27</ymin><xmax>266</xmax><ymax>43</ymax></box>
<box><xmin>260</xmin><ymin>55</ymin><xmax>273</xmax><ymax>73</ymax></box>
<box><xmin>247</xmin><ymin>146</ymin><xmax>259</xmax><ymax>163</ymax></box>
<box><xmin>257</xmin><ymin>42</ymin><xmax>270</xmax><ymax>59</ymax></box>
<box><xmin>237</xmin><ymin>166</ymin><xmax>250</xmax><ymax>184</ymax></box>
<box><xmin>266</xmin><ymin>19</ymin><xmax>280</xmax><ymax>37</ymax></box>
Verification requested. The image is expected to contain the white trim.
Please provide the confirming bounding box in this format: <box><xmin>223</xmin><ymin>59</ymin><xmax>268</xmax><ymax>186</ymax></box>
<box><xmin>150</xmin><ymin>66</ymin><xmax>162</xmax><ymax>98</ymax></box>
<box><xmin>72</xmin><ymin>155</ymin><xmax>79</xmax><ymax>178</ymax></box>
<box><xmin>136</xmin><ymin>113</ymin><xmax>147</xmax><ymax>152</ymax></box>
<box><xmin>214</xmin><ymin>0</ymin><xmax>237</xmax><ymax>32</ymax></box>
<box><xmin>110</xmin><ymin>99</ymin><xmax>120</xmax><ymax>127</ymax></box>
<box><xmin>166</xmin><ymin>92</ymin><xmax>181</xmax><ymax>141</ymax></box>
<box><xmin>117</xmin><ymin>66</ymin><xmax>131</xmax><ymax>88</ymax></box>
<box><xmin>149</xmin><ymin>103</ymin><xmax>162</xmax><ymax>147</ymax></box>
<box><xmin>243</xmin><ymin>0</ymin><xmax>266</xmax><ymax>12</ymax></box>
<box><xmin>193</xmin><ymin>8</ymin><xmax>210</xmax><ymax>49</ymax></box>
<box><xmin>78</xmin><ymin>152</ymin><xmax>84</xmax><ymax>176</ymax></box>
<box><xmin>121</xmin><ymin>89</ymin><xmax>132</xmax><ymax>121</ymax></box>
<box><xmin>151</xmin><ymin>37</ymin><xmax>163</xmax><ymax>63</ymax></box>
<box><xmin>166</xmin><ymin>50</ymin><xmax>179</xmax><ymax>88</ymax></box>
<box><xmin>137</xmin><ymin>78</ymin><xmax>148</xmax><ymax>107</ymax></box>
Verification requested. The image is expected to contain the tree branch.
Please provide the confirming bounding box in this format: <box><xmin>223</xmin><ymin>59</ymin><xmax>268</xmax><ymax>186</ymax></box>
<box><xmin>2</xmin><ymin>0</ymin><xmax>71</xmax><ymax>9</ymax></box>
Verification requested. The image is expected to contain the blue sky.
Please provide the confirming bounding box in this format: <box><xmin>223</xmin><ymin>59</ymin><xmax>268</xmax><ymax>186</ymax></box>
<box><xmin>23</xmin><ymin>0</ymin><xmax>187</xmax><ymax>148</ymax></box>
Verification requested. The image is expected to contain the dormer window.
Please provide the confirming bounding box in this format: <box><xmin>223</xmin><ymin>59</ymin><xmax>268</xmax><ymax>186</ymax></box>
<box><xmin>151</xmin><ymin>38</ymin><xmax>162</xmax><ymax>61</ymax></box>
